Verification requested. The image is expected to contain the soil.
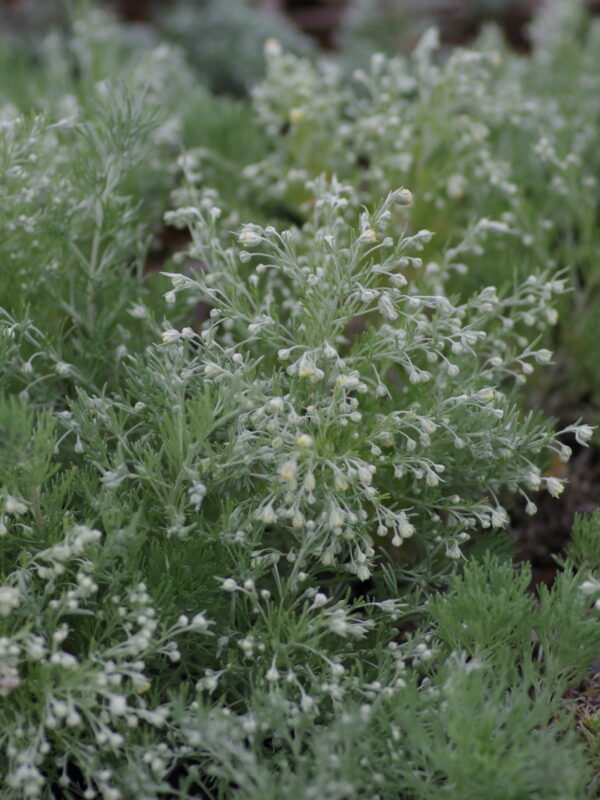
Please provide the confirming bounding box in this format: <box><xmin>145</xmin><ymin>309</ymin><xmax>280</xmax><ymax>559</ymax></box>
<box><xmin>512</xmin><ymin>435</ymin><xmax>600</xmax><ymax>588</ymax></box>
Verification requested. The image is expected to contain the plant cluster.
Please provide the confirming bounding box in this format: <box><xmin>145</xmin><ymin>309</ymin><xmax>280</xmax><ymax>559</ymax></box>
<box><xmin>1</xmin><ymin>2</ymin><xmax>600</xmax><ymax>798</ymax></box>
<box><xmin>242</xmin><ymin>0</ymin><xmax>600</xmax><ymax>401</ymax></box>
<box><xmin>158</xmin><ymin>0</ymin><xmax>314</xmax><ymax>96</ymax></box>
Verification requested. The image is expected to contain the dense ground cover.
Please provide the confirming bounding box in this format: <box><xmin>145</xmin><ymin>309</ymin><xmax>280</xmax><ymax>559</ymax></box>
<box><xmin>1</xmin><ymin>1</ymin><xmax>600</xmax><ymax>797</ymax></box>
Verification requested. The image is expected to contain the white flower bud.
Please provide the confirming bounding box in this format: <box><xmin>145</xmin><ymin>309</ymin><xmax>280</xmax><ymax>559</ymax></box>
<box><xmin>297</xmin><ymin>354</ymin><xmax>317</xmax><ymax>378</ymax></box>
<box><xmin>161</xmin><ymin>329</ymin><xmax>180</xmax><ymax>344</ymax></box>
<box><xmin>580</xmin><ymin>579</ymin><xmax>600</xmax><ymax>596</ymax></box>
<box><xmin>238</xmin><ymin>225</ymin><xmax>262</xmax><ymax>247</ymax></box>
<box><xmin>357</xmin><ymin>465</ymin><xmax>373</xmax><ymax>486</ymax></box>
<box><xmin>303</xmin><ymin>472</ymin><xmax>316</xmax><ymax>492</ymax></box>
<box><xmin>360</xmin><ymin>228</ymin><xmax>378</xmax><ymax>243</ymax></box>
<box><xmin>397</xmin><ymin>512</ymin><xmax>415</xmax><ymax>539</ymax></box>
<box><xmin>191</xmin><ymin>613</ymin><xmax>210</xmax><ymax>631</ymax></box>
<box><xmin>322</xmin><ymin>342</ymin><xmax>338</xmax><ymax>360</ymax></box>
<box><xmin>445</xmin><ymin>541</ymin><xmax>462</xmax><ymax>559</ymax></box>
<box><xmin>278</xmin><ymin>459</ymin><xmax>297</xmax><ymax>482</ymax></box>
<box><xmin>575</xmin><ymin>425</ymin><xmax>594</xmax><ymax>446</ymax></box>
<box><xmin>534</xmin><ymin>349</ymin><xmax>552</xmax><ymax>365</ymax></box>
<box><xmin>257</xmin><ymin>504</ymin><xmax>277</xmax><ymax>524</ymax></box>
<box><xmin>266</xmin><ymin>397</ymin><xmax>284</xmax><ymax>413</ymax></box>
<box><xmin>545</xmin><ymin>477</ymin><xmax>564</xmax><ymax>497</ymax></box>
<box><xmin>311</xmin><ymin>592</ymin><xmax>328</xmax><ymax>609</ymax></box>
<box><xmin>491</xmin><ymin>507</ymin><xmax>508</xmax><ymax>528</ymax></box>
<box><xmin>109</xmin><ymin>695</ymin><xmax>127</xmax><ymax>716</ymax></box>
<box><xmin>55</xmin><ymin>361</ymin><xmax>71</xmax><ymax>376</ymax></box>
<box><xmin>392</xmin><ymin>187</ymin><xmax>413</xmax><ymax>206</ymax></box>
<box><xmin>329</xmin><ymin>508</ymin><xmax>345</xmax><ymax>528</ymax></box>
<box><xmin>4</xmin><ymin>496</ymin><xmax>27</xmax><ymax>515</ymax></box>
<box><xmin>378</xmin><ymin>293</ymin><xmax>398</xmax><ymax>321</ymax></box>
<box><xmin>0</xmin><ymin>586</ymin><xmax>19</xmax><ymax>615</ymax></box>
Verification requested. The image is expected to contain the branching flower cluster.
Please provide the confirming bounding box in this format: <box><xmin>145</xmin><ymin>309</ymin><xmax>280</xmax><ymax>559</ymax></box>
<box><xmin>154</xmin><ymin>178</ymin><xmax>587</xmax><ymax>579</ymax></box>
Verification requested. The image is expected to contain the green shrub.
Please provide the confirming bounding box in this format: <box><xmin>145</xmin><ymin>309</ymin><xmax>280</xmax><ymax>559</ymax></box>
<box><xmin>1</xmin><ymin>5</ymin><xmax>599</xmax><ymax>799</ymax></box>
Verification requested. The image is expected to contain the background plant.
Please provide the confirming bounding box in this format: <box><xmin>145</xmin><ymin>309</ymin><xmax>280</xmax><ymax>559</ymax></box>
<box><xmin>239</xmin><ymin>0</ymin><xmax>600</xmax><ymax>408</ymax></box>
<box><xmin>158</xmin><ymin>0</ymin><xmax>314</xmax><ymax>96</ymax></box>
<box><xmin>0</xmin><ymin>5</ymin><xmax>269</xmax><ymax>407</ymax></box>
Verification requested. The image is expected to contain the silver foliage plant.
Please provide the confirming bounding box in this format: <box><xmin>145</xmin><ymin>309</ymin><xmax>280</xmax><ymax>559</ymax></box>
<box><xmin>1</xmin><ymin>4</ymin><xmax>599</xmax><ymax>797</ymax></box>
<box><xmin>160</xmin><ymin>176</ymin><xmax>590</xmax><ymax>580</ymax></box>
